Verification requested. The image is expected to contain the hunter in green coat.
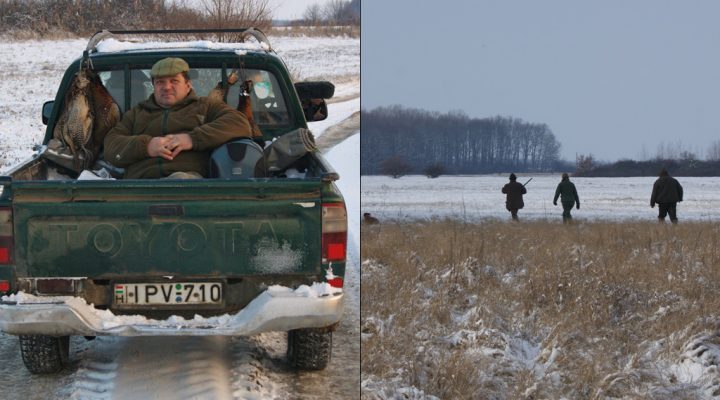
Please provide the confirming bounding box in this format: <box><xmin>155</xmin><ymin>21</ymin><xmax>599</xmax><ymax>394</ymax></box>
<box><xmin>553</xmin><ymin>173</ymin><xmax>580</xmax><ymax>222</ymax></box>
<box><xmin>104</xmin><ymin>57</ymin><xmax>252</xmax><ymax>179</ymax></box>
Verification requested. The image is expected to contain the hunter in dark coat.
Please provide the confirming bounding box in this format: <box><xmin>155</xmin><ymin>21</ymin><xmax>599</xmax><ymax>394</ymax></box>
<box><xmin>650</xmin><ymin>168</ymin><xmax>683</xmax><ymax>223</ymax></box>
<box><xmin>553</xmin><ymin>173</ymin><xmax>580</xmax><ymax>223</ymax></box>
<box><xmin>501</xmin><ymin>173</ymin><xmax>526</xmax><ymax>220</ymax></box>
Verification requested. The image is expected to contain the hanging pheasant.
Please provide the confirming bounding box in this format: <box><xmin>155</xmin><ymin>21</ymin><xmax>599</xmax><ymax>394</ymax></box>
<box><xmin>208</xmin><ymin>70</ymin><xmax>262</xmax><ymax>141</ymax></box>
<box><xmin>52</xmin><ymin>69</ymin><xmax>119</xmax><ymax>171</ymax></box>
<box><xmin>53</xmin><ymin>69</ymin><xmax>93</xmax><ymax>170</ymax></box>
<box><xmin>86</xmin><ymin>71</ymin><xmax>120</xmax><ymax>161</ymax></box>
<box><xmin>237</xmin><ymin>79</ymin><xmax>263</xmax><ymax>140</ymax></box>
<box><xmin>208</xmin><ymin>69</ymin><xmax>239</xmax><ymax>103</ymax></box>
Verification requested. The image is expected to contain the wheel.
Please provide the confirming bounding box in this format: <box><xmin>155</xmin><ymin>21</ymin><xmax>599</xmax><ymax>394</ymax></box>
<box><xmin>287</xmin><ymin>327</ymin><xmax>333</xmax><ymax>370</ymax></box>
<box><xmin>19</xmin><ymin>335</ymin><xmax>70</xmax><ymax>374</ymax></box>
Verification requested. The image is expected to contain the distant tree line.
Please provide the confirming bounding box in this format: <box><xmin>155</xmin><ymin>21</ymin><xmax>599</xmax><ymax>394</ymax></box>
<box><xmin>301</xmin><ymin>0</ymin><xmax>359</xmax><ymax>25</ymax></box>
<box><xmin>361</xmin><ymin>106</ymin><xmax>564</xmax><ymax>176</ymax></box>
<box><xmin>0</xmin><ymin>0</ymin><xmax>274</xmax><ymax>37</ymax></box>
<box><xmin>575</xmin><ymin>138</ymin><xmax>720</xmax><ymax>176</ymax></box>
<box><xmin>574</xmin><ymin>156</ymin><xmax>720</xmax><ymax>177</ymax></box>
<box><xmin>0</xmin><ymin>0</ymin><xmax>360</xmax><ymax>39</ymax></box>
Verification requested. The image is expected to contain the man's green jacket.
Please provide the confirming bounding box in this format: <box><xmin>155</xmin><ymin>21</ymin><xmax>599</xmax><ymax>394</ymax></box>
<box><xmin>104</xmin><ymin>89</ymin><xmax>251</xmax><ymax>179</ymax></box>
<box><xmin>553</xmin><ymin>180</ymin><xmax>580</xmax><ymax>206</ymax></box>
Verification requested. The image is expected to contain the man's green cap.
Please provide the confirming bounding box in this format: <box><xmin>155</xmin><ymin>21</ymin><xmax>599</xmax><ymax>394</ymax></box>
<box><xmin>150</xmin><ymin>57</ymin><xmax>189</xmax><ymax>78</ymax></box>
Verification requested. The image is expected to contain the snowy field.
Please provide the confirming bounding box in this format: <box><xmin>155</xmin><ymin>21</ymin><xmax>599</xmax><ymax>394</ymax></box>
<box><xmin>362</xmin><ymin>174</ymin><xmax>720</xmax><ymax>222</ymax></box>
<box><xmin>0</xmin><ymin>35</ymin><xmax>359</xmax><ymax>399</ymax></box>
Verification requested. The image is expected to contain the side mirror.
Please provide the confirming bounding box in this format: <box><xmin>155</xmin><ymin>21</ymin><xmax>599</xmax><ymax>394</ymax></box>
<box><xmin>295</xmin><ymin>81</ymin><xmax>334</xmax><ymax>122</ymax></box>
<box><xmin>42</xmin><ymin>101</ymin><xmax>54</xmax><ymax>125</ymax></box>
<box><xmin>301</xmin><ymin>99</ymin><xmax>328</xmax><ymax>122</ymax></box>
<box><xmin>294</xmin><ymin>81</ymin><xmax>335</xmax><ymax>100</ymax></box>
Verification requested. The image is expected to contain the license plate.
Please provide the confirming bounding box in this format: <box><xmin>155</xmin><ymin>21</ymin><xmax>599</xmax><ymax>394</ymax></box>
<box><xmin>114</xmin><ymin>282</ymin><xmax>222</xmax><ymax>305</ymax></box>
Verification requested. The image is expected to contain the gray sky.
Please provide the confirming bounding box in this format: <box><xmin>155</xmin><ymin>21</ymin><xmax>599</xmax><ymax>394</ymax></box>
<box><xmin>362</xmin><ymin>0</ymin><xmax>720</xmax><ymax>161</ymax></box>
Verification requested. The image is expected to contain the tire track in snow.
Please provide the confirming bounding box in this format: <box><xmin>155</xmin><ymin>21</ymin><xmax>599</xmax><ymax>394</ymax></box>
<box><xmin>70</xmin><ymin>360</ymin><xmax>118</xmax><ymax>399</ymax></box>
<box><xmin>229</xmin><ymin>333</ymin><xmax>288</xmax><ymax>399</ymax></box>
<box><xmin>66</xmin><ymin>336</ymin><xmax>236</xmax><ymax>400</ymax></box>
<box><xmin>109</xmin><ymin>336</ymin><xmax>234</xmax><ymax>400</ymax></box>
<box><xmin>66</xmin><ymin>336</ymin><xmax>122</xmax><ymax>399</ymax></box>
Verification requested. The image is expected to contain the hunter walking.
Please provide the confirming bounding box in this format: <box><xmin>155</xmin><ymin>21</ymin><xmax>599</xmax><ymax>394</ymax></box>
<box><xmin>650</xmin><ymin>168</ymin><xmax>683</xmax><ymax>223</ymax></box>
<box><xmin>553</xmin><ymin>173</ymin><xmax>580</xmax><ymax>223</ymax></box>
<box><xmin>502</xmin><ymin>173</ymin><xmax>526</xmax><ymax>221</ymax></box>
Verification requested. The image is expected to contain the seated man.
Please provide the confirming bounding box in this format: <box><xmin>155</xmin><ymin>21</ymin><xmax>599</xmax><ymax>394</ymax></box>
<box><xmin>104</xmin><ymin>57</ymin><xmax>252</xmax><ymax>179</ymax></box>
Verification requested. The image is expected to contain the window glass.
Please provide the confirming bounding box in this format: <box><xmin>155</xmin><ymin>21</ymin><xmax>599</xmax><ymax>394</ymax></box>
<box><xmin>99</xmin><ymin>70</ymin><xmax>124</xmax><ymax>107</ymax></box>
<box><xmin>131</xmin><ymin>70</ymin><xmax>153</xmax><ymax>105</ymax></box>
<box><xmin>98</xmin><ymin>70</ymin><xmax>152</xmax><ymax>112</ymax></box>
<box><xmin>227</xmin><ymin>69</ymin><xmax>290</xmax><ymax>126</ymax></box>
<box><xmin>98</xmin><ymin>68</ymin><xmax>289</xmax><ymax>127</ymax></box>
<box><xmin>189</xmin><ymin>68</ymin><xmax>222</xmax><ymax>98</ymax></box>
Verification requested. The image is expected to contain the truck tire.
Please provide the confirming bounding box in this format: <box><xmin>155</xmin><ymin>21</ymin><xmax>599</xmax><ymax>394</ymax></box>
<box><xmin>287</xmin><ymin>327</ymin><xmax>332</xmax><ymax>370</ymax></box>
<box><xmin>19</xmin><ymin>335</ymin><xmax>70</xmax><ymax>374</ymax></box>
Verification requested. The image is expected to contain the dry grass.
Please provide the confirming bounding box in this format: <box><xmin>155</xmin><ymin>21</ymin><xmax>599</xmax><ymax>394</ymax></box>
<box><xmin>361</xmin><ymin>220</ymin><xmax>720</xmax><ymax>399</ymax></box>
<box><xmin>269</xmin><ymin>25</ymin><xmax>360</xmax><ymax>38</ymax></box>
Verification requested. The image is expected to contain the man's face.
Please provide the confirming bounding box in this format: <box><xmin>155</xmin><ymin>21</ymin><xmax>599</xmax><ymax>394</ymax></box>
<box><xmin>153</xmin><ymin>73</ymin><xmax>191</xmax><ymax>107</ymax></box>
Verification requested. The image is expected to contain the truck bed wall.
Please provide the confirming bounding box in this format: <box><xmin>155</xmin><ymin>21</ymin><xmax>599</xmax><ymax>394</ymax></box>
<box><xmin>5</xmin><ymin>157</ymin><xmax>327</xmax><ymax>279</ymax></box>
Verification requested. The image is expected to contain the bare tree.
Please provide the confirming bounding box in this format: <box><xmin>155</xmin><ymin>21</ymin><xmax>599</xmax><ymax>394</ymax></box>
<box><xmin>323</xmin><ymin>0</ymin><xmax>348</xmax><ymax>23</ymax></box>
<box><xmin>380</xmin><ymin>156</ymin><xmax>413</xmax><ymax>179</ymax></box>
<box><xmin>576</xmin><ymin>153</ymin><xmax>595</xmax><ymax>175</ymax></box>
<box><xmin>303</xmin><ymin>3</ymin><xmax>323</xmax><ymax>25</ymax></box>
<box><xmin>423</xmin><ymin>163</ymin><xmax>446</xmax><ymax>178</ymax></box>
<box><xmin>301</xmin><ymin>0</ymin><xmax>358</xmax><ymax>26</ymax></box>
<box><xmin>345</xmin><ymin>0</ymin><xmax>360</xmax><ymax>24</ymax></box>
<box><xmin>200</xmin><ymin>0</ymin><xmax>272</xmax><ymax>39</ymax></box>
<box><xmin>707</xmin><ymin>140</ymin><xmax>720</xmax><ymax>161</ymax></box>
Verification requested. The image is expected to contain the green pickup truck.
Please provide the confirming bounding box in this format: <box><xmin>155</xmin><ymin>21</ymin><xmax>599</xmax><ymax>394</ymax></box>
<box><xmin>0</xmin><ymin>29</ymin><xmax>347</xmax><ymax>373</ymax></box>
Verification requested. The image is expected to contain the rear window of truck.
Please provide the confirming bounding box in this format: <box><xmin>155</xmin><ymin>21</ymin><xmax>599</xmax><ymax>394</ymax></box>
<box><xmin>98</xmin><ymin>68</ymin><xmax>290</xmax><ymax>126</ymax></box>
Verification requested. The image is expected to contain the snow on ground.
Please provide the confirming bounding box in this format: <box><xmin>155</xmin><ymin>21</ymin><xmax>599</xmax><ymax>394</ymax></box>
<box><xmin>362</xmin><ymin>174</ymin><xmax>720</xmax><ymax>222</ymax></box>
<box><xmin>271</xmin><ymin>36</ymin><xmax>359</xmax><ymax>82</ymax></box>
<box><xmin>0</xmin><ymin>35</ymin><xmax>358</xmax><ymax>399</ymax></box>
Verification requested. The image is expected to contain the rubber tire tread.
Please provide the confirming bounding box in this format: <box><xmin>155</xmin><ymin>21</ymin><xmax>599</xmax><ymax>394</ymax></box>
<box><xmin>287</xmin><ymin>328</ymin><xmax>332</xmax><ymax>370</ymax></box>
<box><xmin>19</xmin><ymin>335</ymin><xmax>69</xmax><ymax>374</ymax></box>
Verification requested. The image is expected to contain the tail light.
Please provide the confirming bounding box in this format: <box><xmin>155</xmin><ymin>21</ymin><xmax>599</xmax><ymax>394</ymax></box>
<box><xmin>322</xmin><ymin>203</ymin><xmax>347</xmax><ymax>264</ymax></box>
<box><xmin>0</xmin><ymin>207</ymin><xmax>12</xmax><ymax>264</ymax></box>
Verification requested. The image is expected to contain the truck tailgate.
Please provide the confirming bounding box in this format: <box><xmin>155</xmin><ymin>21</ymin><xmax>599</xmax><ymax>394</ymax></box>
<box><xmin>11</xmin><ymin>180</ymin><xmax>323</xmax><ymax>277</ymax></box>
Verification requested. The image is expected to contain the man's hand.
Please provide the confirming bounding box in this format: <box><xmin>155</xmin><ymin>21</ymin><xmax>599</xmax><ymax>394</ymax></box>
<box><xmin>147</xmin><ymin>134</ymin><xmax>193</xmax><ymax>160</ymax></box>
<box><xmin>576</xmin><ymin>203</ymin><xmax>580</xmax><ymax>210</ymax></box>
<box><xmin>553</xmin><ymin>201</ymin><xmax>557</xmax><ymax>206</ymax></box>
<box><xmin>650</xmin><ymin>203</ymin><xmax>655</xmax><ymax>208</ymax></box>
<box><xmin>147</xmin><ymin>136</ymin><xmax>174</xmax><ymax>160</ymax></box>
<box><xmin>165</xmin><ymin>133</ymin><xmax>193</xmax><ymax>159</ymax></box>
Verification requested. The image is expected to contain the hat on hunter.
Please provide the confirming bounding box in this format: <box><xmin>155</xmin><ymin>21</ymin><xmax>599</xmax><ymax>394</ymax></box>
<box><xmin>150</xmin><ymin>57</ymin><xmax>190</xmax><ymax>78</ymax></box>
<box><xmin>509</xmin><ymin>173</ymin><xmax>517</xmax><ymax>181</ymax></box>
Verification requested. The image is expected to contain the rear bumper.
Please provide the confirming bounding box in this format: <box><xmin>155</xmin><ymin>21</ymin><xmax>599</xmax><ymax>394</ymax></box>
<box><xmin>0</xmin><ymin>290</ymin><xmax>343</xmax><ymax>337</ymax></box>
